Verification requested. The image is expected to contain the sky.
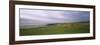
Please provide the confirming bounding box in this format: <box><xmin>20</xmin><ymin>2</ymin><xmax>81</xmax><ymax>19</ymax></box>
<box><xmin>19</xmin><ymin>8</ymin><xmax>90</xmax><ymax>26</ymax></box>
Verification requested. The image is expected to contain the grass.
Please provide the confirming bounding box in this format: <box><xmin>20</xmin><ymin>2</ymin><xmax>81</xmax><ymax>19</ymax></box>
<box><xmin>20</xmin><ymin>23</ymin><xmax>90</xmax><ymax>36</ymax></box>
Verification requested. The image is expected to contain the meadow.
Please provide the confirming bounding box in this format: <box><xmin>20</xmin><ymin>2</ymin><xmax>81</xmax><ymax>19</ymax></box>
<box><xmin>20</xmin><ymin>22</ymin><xmax>90</xmax><ymax>36</ymax></box>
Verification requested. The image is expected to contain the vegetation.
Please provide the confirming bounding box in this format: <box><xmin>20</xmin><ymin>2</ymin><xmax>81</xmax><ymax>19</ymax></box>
<box><xmin>20</xmin><ymin>22</ymin><xmax>90</xmax><ymax>36</ymax></box>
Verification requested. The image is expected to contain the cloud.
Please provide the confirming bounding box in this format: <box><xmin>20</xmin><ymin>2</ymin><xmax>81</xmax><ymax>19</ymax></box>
<box><xmin>20</xmin><ymin>8</ymin><xmax>90</xmax><ymax>26</ymax></box>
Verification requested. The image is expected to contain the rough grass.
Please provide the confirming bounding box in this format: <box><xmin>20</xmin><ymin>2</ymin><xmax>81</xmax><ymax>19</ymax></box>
<box><xmin>20</xmin><ymin>23</ymin><xmax>90</xmax><ymax>36</ymax></box>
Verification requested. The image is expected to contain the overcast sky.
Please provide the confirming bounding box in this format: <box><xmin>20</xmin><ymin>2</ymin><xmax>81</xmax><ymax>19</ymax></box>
<box><xmin>19</xmin><ymin>8</ymin><xmax>90</xmax><ymax>26</ymax></box>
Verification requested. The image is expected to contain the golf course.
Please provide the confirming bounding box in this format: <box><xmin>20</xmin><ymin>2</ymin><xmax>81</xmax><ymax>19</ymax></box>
<box><xmin>20</xmin><ymin>22</ymin><xmax>90</xmax><ymax>36</ymax></box>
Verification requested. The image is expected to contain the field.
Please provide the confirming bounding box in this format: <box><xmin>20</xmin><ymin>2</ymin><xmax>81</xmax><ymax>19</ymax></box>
<box><xmin>20</xmin><ymin>23</ymin><xmax>90</xmax><ymax>36</ymax></box>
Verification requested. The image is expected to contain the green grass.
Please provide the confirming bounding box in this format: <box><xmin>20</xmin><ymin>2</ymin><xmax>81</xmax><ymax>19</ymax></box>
<box><xmin>20</xmin><ymin>23</ymin><xmax>90</xmax><ymax>36</ymax></box>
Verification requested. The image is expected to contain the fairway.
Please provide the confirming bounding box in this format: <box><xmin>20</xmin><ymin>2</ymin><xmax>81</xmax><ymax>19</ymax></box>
<box><xmin>20</xmin><ymin>23</ymin><xmax>90</xmax><ymax>36</ymax></box>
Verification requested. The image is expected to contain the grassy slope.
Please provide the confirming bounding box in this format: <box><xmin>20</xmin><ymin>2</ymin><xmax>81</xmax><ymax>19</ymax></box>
<box><xmin>20</xmin><ymin>23</ymin><xmax>90</xmax><ymax>36</ymax></box>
